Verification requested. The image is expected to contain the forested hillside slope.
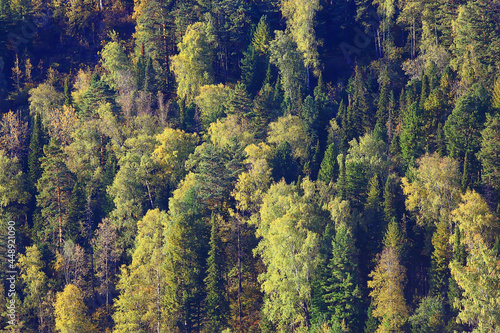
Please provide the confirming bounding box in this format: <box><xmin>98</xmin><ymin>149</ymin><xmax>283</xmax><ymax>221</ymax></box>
<box><xmin>0</xmin><ymin>0</ymin><xmax>500</xmax><ymax>331</ymax></box>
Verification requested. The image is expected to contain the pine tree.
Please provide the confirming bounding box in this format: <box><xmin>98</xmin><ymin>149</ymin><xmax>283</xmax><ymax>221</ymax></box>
<box><xmin>36</xmin><ymin>138</ymin><xmax>75</xmax><ymax>249</ymax></box>
<box><xmin>79</xmin><ymin>73</ymin><xmax>116</xmax><ymax>118</ymax></box>
<box><xmin>135</xmin><ymin>54</ymin><xmax>146</xmax><ymax>91</ymax></box>
<box><xmin>204</xmin><ymin>214</ymin><xmax>229</xmax><ymax>332</ymax></box>
<box><xmin>419</xmin><ymin>74</ymin><xmax>430</xmax><ymax>109</ymax></box>
<box><xmin>383</xmin><ymin>174</ymin><xmax>397</xmax><ymax>223</ymax></box>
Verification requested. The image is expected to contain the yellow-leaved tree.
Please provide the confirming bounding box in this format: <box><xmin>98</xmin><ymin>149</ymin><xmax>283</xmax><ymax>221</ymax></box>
<box><xmin>449</xmin><ymin>190</ymin><xmax>500</xmax><ymax>332</ymax></box>
<box><xmin>54</xmin><ymin>284</ymin><xmax>94</xmax><ymax>333</ymax></box>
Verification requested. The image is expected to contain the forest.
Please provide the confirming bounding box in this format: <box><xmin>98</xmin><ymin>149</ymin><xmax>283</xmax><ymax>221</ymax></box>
<box><xmin>0</xmin><ymin>0</ymin><xmax>500</xmax><ymax>331</ymax></box>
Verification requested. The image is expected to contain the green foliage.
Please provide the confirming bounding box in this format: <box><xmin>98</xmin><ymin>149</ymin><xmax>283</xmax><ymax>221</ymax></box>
<box><xmin>450</xmin><ymin>190</ymin><xmax>500</xmax><ymax>332</ymax></box>
<box><xmin>478</xmin><ymin>113</ymin><xmax>500</xmax><ymax>194</ymax></box>
<box><xmin>400</xmin><ymin>102</ymin><xmax>423</xmax><ymax>164</ymax></box>
<box><xmin>318</xmin><ymin>143</ymin><xmax>338</xmax><ymax>184</ymax></box>
<box><xmin>252</xmin><ymin>15</ymin><xmax>271</xmax><ymax>55</ymax></box>
<box><xmin>204</xmin><ymin>214</ymin><xmax>229</xmax><ymax>332</ymax></box>
<box><xmin>402</xmin><ymin>152</ymin><xmax>461</xmax><ymax>227</ymax></box>
<box><xmin>253</xmin><ymin>180</ymin><xmax>321</xmax><ymax>329</ymax></box>
<box><xmin>36</xmin><ymin>138</ymin><xmax>75</xmax><ymax>249</ymax></box>
<box><xmin>324</xmin><ymin>222</ymin><xmax>362</xmax><ymax>330</ymax></box>
<box><xmin>195</xmin><ymin>84</ymin><xmax>231</xmax><ymax>130</ymax></box>
<box><xmin>281</xmin><ymin>0</ymin><xmax>321</xmax><ymax>75</ymax></box>
<box><xmin>171</xmin><ymin>21</ymin><xmax>215</xmax><ymax>103</ymax></box>
<box><xmin>269</xmin><ymin>30</ymin><xmax>305</xmax><ymax>112</ymax></box>
<box><xmin>444</xmin><ymin>84</ymin><xmax>489</xmax><ymax>162</ymax></box>
<box><xmin>408</xmin><ymin>296</ymin><xmax>445</xmax><ymax>333</ymax></box>
<box><xmin>114</xmin><ymin>209</ymin><xmax>170</xmax><ymax>332</ymax></box>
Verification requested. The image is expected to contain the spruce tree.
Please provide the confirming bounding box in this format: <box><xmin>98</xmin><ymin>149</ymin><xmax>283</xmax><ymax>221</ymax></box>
<box><xmin>376</xmin><ymin>68</ymin><xmax>390</xmax><ymax>129</ymax></box>
<box><xmin>323</xmin><ymin>222</ymin><xmax>361</xmax><ymax>331</ymax></box>
<box><xmin>204</xmin><ymin>214</ymin><xmax>229</xmax><ymax>332</ymax></box>
<box><xmin>400</xmin><ymin>101</ymin><xmax>423</xmax><ymax>165</ymax></box>
<box><xmin>318</xmin><ymin>142</ymin><xmax>338</xmax><ymax>183</ymax></box>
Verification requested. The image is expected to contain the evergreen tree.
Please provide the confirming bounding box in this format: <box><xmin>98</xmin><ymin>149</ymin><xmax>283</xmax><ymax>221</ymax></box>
<box><xmin>318</xmin><ymin>142</ymin><xmax>338</xmax><ymax>183</ymax></box>
<box><xmin>350</xmin><ymin>65</ymin><xmax>372</xmax><ymax>136</ymax></box>
<box><xmin>400</xmin><ymin>101</ymin><xmax>423</xmax><ymax>164</ymax></box>
<box><xmin>64</xmin><ymin>77</ymin><xmax>72</xmax><ymax>106</ymax></box>
<box><xmin>36</xmin><ymin>138</ymin><xmax>75</xmax><ymax>249</ymax></box>
<box><xmin>477</xmin><ymin>113</ymin><xmax>500</xmax><ymax>195</ymax></box>
<box><xmin>226</xmin><ymin>82</ymin><xmax>253</xmax><ymax>118</ymax></box>
<box><xmin>492</xmin><ymin>76</ymin><xmax>500</xmax><ymax>111</ymax></box>
<box><xmin>144</xmin><ymin>57</ymin><xmax>157</xmax><ymax>93</ymax></box>
<box><xmin>204</xmin><ymin>213</ymin><xmax>229</xmax><ymax>332</ymax></box>
<box><xmin>28</xmin><ymin>115</ymin><xmax>43</xmax><ymax>192</ymax></box>
<box><xmin>444</xmin><ymin>84</ymin><xmax>488</xmax><ymax>163</ymax></box>
<box><xmin>271</xmin><ymin>141</ymin><xmax>299</xmax><ymax>183</ymax></box>
<box><xmin>79</xmin><ymin>74</ymin><xmax>116</xmax><ymax>118</ymax></box>
<box><xmin>323</xmin><ymin>222</ymin><xmax>362</xmax><ymax>330</ymax></box>
<box><xmin>252</xmin><ymin>15</ymin><xmax>271</xmax><ymax>55</ymax></box>
<box><xmin>376</xmin><ymin>68</ymin><xmax>390</xmax><ymax>129</ymax></box>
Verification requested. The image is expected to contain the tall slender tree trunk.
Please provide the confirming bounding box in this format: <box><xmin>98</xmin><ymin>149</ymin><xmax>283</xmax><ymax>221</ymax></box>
<box><xmin>86</xmin><ymin>194</ymin><xmax>96</xmax><ymax>310</ymax></box>
<box><xmin>56</xmin><ymin>175</ymin><xmax>63</xmax><ymax>248</ymax></box>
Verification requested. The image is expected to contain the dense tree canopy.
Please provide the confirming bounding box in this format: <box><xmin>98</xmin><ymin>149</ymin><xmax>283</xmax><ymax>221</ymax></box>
<box><xmin>1</xmin><ymin>0</ymin><xmax>500</xmax><ymax>331</ymax></box>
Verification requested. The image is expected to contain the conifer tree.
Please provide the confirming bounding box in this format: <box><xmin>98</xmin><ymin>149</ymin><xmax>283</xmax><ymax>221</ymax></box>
<box><xmin>493</xmin><ymin>76</ymin><xmax>500</xmax><ymax>111</ymax></box>
<box><xmin>252</xmin><ymin>15</ymin><xmax>271</xmax><ymax>55</ymax></box>
<box><xmin>226</xmin><ymin>83</ymin><xmax>253</xmax><ymax>118</ymax></box>
<box><xmin>318</xmin><ymin>142</ymin><xmax>338</xmax><ymax>183</ymax></box>
<box><xmin>477</xmin><ymin>113</ymin><xmax>500</xmax><ymax>195</ymax></box>
<box><xmin>350</xmin><ymin>65</ymin><xmax>372</xmax><ymax>136</ymax></box>
<box><xmin>376</xmin><ymin>68</ymin><xmax>390</xmax><ymax>129</ymax></box>
<box><xmin>28</xmin><ymin>115</ymin><xmax>43</xmax><ymax>192</ymax></box>
<box><xmin>36</xmin><ymin>138</ymin><xmax>74</xmax><ymax>249</ymax></box>
<box><xmin>323</xmin><ymin>222</ymin><xmax>361</xmax><ymax>330</ymax></box>
<box><xmin>64</xmin><ymin>77</ymin><xmax>72</xmax><ymax>106</ymax></box>
<box><xmin>144</xmin><ymin>57</ymin><xmax>157</xmax><ymax>93</ymax></box>
<box><xmin>400</xmin><ymin>101</ymin><xmax>423</xmax><ymax>164</ymax></box>
<box><xmin>271</xmin><ymin>141</ymin><xmax>299</xmax><ymax>183</ymax></box>
<box><xmin>204</xmin><ymin>213</ymin><xmax>229</xmax><ymax>332</ymax></box>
